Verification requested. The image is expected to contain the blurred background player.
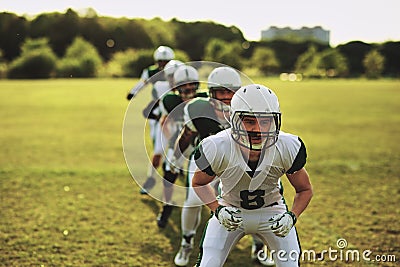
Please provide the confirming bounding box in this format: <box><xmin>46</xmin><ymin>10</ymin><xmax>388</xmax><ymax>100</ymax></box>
<box><xmin>171</xmin><ymin>67</ymin><xmax>275</xmax><ymax>266</ymax></box>
<box><xmin>140</xmin><ymin>59</ymin><xmax>184</xmax><ymax>194</ymax></box>
<box><xmin>156</xmin><ymin>64</ymin><xmax>208</xmax><ymax>228</ymax></box>
<box><xmin>125</xmin><ymin>45</ymin><xmax>174</xmax><ymax>194</ymax></box>
<box><xmin>126</xmin><ymin>45</ymin><xmax>174</xmax><ymax>100</ymax></box>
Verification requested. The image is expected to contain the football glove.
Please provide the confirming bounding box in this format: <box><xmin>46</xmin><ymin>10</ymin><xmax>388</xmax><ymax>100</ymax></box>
<box><xmin>126</xmin><ymin>93</ymin><xmax>134</xmax><ymax>100</ymax></box>
<box><xmin>269</xmin><ymin>211</ymin><xmax>297</xmax><ymax>237</ymax></box>
<box><xmin>215</xmin><ymin>205</ymin><xmax>243</xmax><ymax>231</ymax></box>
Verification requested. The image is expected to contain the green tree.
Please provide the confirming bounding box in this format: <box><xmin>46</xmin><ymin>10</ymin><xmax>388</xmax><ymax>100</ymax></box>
<box><xmin>317</xmin><ymin>49</ymin><xmax>349</xmax><ymax>77</ymax></box>
<box><xmin>363</xmin><ymin>49</ymin><xmax>385</xmax><ymax>79</ymax></box>
<box><xmin>57</xmin><ymin>37</ymin><xmax>102</xmax><ymax>78</ymax></box>
<box><xmin>7</xmin><ymin>38</ymin><xmax>57</xmax><ymax>79</ymax></box>
<box><xmin>0</xmin><ymin>49</ymin><xmax>7</xmax><ymax>78</ymax></box>
<box><xmin>380</xmin><ymin>41</ymin><xmax>400</xmax><ymax>77</ymax></box>
<box><xmin>336</xmin><ymin>41</ymin><xmax>372</xmax><ymax>76</ymax></box>
<box><xmin>294</xmin><ymin>45</ymin><xmax>321</xmax><ymax>77</ymax></box>
<box><xmin>249</xmin><ymin>47</ymin><xmax>280</xmax><ymax>75</ymax></box>
<box><xmin>204</xmin><ymin>39</ymin><xmax>243</xmax><ymax>69</ymax></box>
<box><xmin>30</xmin><ymin>9</ymin><xmax>80</xmax><ymax>57</ymax></box>
<box><xmin>0</xmin><ymin>12</ymin><xmax>29</xmax><ymax>61</ymax></box>
<box><xmin>295</xmin><ymin>46</ymin><xmax>349</xmax><ymax>78</ymax></box>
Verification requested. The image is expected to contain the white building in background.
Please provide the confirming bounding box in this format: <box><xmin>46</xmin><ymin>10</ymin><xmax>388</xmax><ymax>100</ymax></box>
<box><xmin>261</xmin><ymin>26</ymin><xmax>330</xmax><ymax>44</ymax></box>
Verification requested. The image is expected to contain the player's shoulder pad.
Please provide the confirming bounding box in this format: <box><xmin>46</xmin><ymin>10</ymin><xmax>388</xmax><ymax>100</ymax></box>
<box><xmin>162</xmin><ymin>92</ymin><xmax>183</xmax><ymax>113</ymax></box>
<box><xmin>147</xmin><ymin>64</ymin><xmax>160</xmax><ymax>72</ymax></box>
<box><xmin>193</xmin><ymin>129</ymin><xmax>231</xmax><ymax>176</ymax></box>
<box><xmin>153</xmin><ymin>81</ymin><xmax>170</xmax><ymax>99</ymax></box>
<box><xmin>186</xmin><ymin>97</ymin><xmax>214</xmax><ymax>117</ymax></box>
<box><xmin>277</xmin><ymin>132</ymin><xmax>307</xmax><ymax>174</ymax></box>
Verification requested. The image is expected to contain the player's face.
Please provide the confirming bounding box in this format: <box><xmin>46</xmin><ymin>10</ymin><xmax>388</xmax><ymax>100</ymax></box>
<box><xmin>157</xmin><ymin>60</ymin><xmax>169</xmax><ymax>69</ymax></box>
<box><xmin>178</xmin><ymin>83</ymin><xmax>198</xmax><ymax>102</ymax></box>
<box><xmin>241</xmin><ymin>116</ymin><xmax>273</xmax><ymax>145</ymax></box>
<box><xmin>213</xmin><ymin>88</ymin><xmax>235</xmax><ymax>106</ymax></box>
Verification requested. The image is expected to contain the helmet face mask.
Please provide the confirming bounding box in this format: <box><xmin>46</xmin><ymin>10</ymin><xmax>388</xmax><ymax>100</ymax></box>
<box><xmin>231</xmin><ymin>111</ymin><xmax>281</xmax><ymax>151</ymax></box>
<box><xmin>230</xmin><ymin>84</ymin><xmax>281</xmax><ymax>151</ymax></box>
<box><xmin>177</xmin><ymin>82</ymin><xmax>199</xmax><ymax>101</ymax></box>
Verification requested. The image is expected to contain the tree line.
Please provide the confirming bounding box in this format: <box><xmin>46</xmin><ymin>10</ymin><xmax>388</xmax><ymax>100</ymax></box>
<box><xmin>0</xmin><ymin>8</ymin><xmax>399</xmax><ymax>79</ymax></box>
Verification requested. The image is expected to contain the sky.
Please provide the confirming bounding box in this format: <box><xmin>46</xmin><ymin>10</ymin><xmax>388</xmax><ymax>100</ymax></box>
<box><xmin>1</xmin><ymin>0</ymin><xmax>399</xmax><ymax>46</ymax></box>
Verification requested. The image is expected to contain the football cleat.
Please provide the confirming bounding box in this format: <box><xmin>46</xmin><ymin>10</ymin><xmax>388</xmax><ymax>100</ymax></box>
<box><xmin>174</xmin><ymin>234</ymin><xmax>194</xmax><ymax>266</ymax></box>
<box><xmin>157</xmin><ymin>204</ymin><xmax>174</xmax><ymax>228</ymax></box>
<box><xmin>139</xmin><ymin>176</ymin><xmax>156</xmax><ymax>195</ymax></box>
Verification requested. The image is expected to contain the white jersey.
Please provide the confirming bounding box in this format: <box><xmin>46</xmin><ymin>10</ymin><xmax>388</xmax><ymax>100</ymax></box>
<box><xmin>195</xmin><ymin>129</ymin><xmax>306</xmax><ymax>209</ymax></box>
<box><xmin>153</xmin><ymin>81</ymin><xmax>171</xmax><ymax>100</ymax></box>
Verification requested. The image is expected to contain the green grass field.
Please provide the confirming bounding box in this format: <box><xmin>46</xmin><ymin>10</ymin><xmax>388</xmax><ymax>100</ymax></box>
<box><xmin>1</xmin><ymin>78</ymin><xmax>399</xmax><ymax>266</ymax></box>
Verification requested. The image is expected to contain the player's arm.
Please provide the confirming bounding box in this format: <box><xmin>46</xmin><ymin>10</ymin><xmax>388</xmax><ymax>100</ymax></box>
<box><xmin>127</xmin><ymin>80</ymin><xmax>147</xmax><ymax>100</ymax></box>
<box><xmin>269</xmin><ymin>168</ymin><xmax>312</xmax><ymax>237</ymax></box>
<box><xmin>173</xmin><ymin>125</ymin><xmax>197</xmax><ymax>159</ymax></box>
<box><xmin>192</xmin><ymin>170</ymin><xmax>219</xmax><ymax>212</ymax></box>
<box><xmin>127</xmin><ymin>69</ymin><xmax>150</xmax><ymax>100</ymax></box>
<box><xmin>160</xmin><ymin>114</ymin><xmax>174</xmax><ymax>140</ymax></box>
<box><xmin>286</xmin><ymin>167</ymin><xmax>313</xmax><ymax>218</ymax></box>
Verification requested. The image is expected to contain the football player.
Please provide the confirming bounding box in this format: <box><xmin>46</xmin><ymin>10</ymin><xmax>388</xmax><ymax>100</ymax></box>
<box><xmin>126</xmin><ymin>46</ymin><xmax>175</xmax><ymax>195</ymax></box>
<box><xmin>192</xmin><ymin>84</ymin><xmax>313</xmax><ymax>267</ymax></box>
<box><xmin>156</xmin><ymin>64</ymin><xmax>208</xmax><ymax>228</ymax></box>
<box><xmin>126</xmin><ymin>45</ymin><xmax>174</xmax><ymax>100</ymax></box>
<box><xmin>139</xmin><ymin>59</ymin><xmax>184</xmax><ymax>195</ymax></box>
<box><xmin>172</xmin><ymin>67</ymin><xmax>275</xmax><ymax>266</ymax></box>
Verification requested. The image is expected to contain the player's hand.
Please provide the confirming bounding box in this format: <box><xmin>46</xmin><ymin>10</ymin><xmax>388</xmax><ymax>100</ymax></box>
<box><xmin>126</xmin><ymin>93</ymin><xmax>134</xmax><ymax>100</ymax></box>
<box><xmin>215</xmin><ymin>205</ymin><xmax>243</xmax><ymax>231</ymax></box>
<box><xmin>268</xmin><ymin>211</ymin><xmax>297</xmax><ymax>237</ymax></box>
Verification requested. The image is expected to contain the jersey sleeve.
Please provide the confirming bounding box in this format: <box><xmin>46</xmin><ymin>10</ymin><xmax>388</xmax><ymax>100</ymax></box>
<box><xmin>185</xmin><ymin>98</ymin><xmax>223</xmax><ymax>140</ymax></box>
<box><xmin>140</xmin><ymin>69</ymin><xmax>149</xmax><ymax>80</ymax></box>
<box><xmin>194</xmin><ymin>138</ymin><xmax>218</xmax><ymax>176</ymax></box>
<box><xmin>183</xmin><ymin>102</ymin><xmax>197</xmax><ymax>132</ymax></box>
<box><xmin>286</xmin><ymin>137</ymin><xmax>307</xmax><ymax>174</ymax></box>
<box><xmin>162</xmin><ymin>93</ymin><xmax>182</xmax><ymax>114</ymax></box>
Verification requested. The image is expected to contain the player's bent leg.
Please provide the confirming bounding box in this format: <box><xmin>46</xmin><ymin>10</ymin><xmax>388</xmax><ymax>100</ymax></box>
<box><xmin>196</xmin><ymin>216</ymin><xmax>244</xmax><ymax>267</ymax></box>
<box><xmin>261</xmin><ymin>225</ymin><xmax>300</xmax><ymax>266</ymax></box>
<box><xmin>175</xmin><ymin>159</ymin><xmax>204</xmax><ymax>266</ymax></box>
<box><xmin>157</xmin><ymin>166</ymin><xmax>178</xmax><ymax>228</ymax></box>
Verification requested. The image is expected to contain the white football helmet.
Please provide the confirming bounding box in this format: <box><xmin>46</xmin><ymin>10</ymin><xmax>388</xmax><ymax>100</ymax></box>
<box><xmin>173</xmin><ymin>65</ymin><xmax>199</xmax><ymax>101</ymax></box>
<box><xmin>153</xmin><ymin>46</ymin><xmax>175</xmax><ymax>61</ymax></box>
<box><xmin>173</xmin><ymin>65</ymin><xmax>199</xmax><ymax>86</ymax></box>
<box><xmin>164</xmin><ymin>60</ymin><xmax>184</xmax><ymax>77</ymax></box>
<box><xmin>208</xmin><ymin>66</ymin><xmax>241</xmax><ymax>111</ymax></box>
<box><xmin>230</xmin><ymin>84</ymin><xmax>281</xmax><ymax>150</ymax></box>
